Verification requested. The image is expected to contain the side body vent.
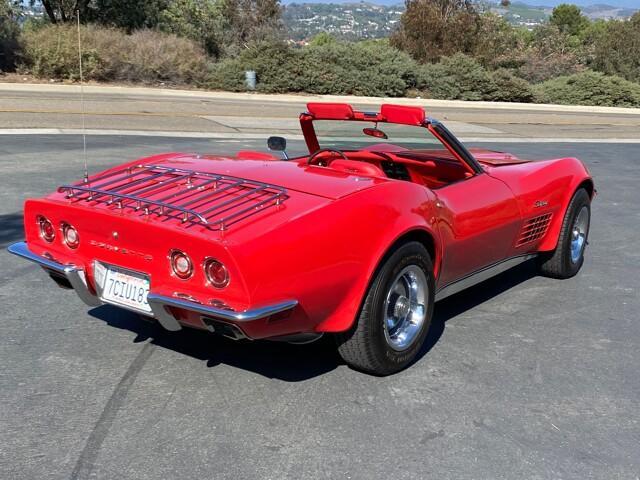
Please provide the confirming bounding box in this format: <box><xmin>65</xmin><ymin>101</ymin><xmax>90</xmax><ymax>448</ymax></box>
<box><xmin>516</xmin><ymin>213</ymin><xmax>552</xmax><ymax>247</ymax></box>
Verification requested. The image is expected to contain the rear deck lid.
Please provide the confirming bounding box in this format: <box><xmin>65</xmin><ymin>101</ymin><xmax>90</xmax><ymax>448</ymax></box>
<box><xmin>48</xmin><ymin>153</ymin><xmax>384</xmax><ymax>236</ymax></box>
<box><xmin>164</xmin><ymin>154</ymin><xmax>387</xmax><ymax>200</ymax></box>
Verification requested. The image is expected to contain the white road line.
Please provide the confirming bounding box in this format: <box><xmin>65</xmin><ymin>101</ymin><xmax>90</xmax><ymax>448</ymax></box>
<box><xmin>1</xmin><ymin>128</ymin><xmax>640</xmax><ymax>143</ymax></box>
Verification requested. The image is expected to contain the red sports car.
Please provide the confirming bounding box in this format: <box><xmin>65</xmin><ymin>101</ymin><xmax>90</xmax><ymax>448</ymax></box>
<box><xmin>9</xmin><ymin>103</ymin><xmax>594</xmax><ymax>375</ymax></box>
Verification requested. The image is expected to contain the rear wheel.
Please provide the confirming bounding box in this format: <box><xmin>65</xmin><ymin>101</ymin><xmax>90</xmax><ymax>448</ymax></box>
<box><xmin>538</xmin><ymin>188</ymin><xmax>591</xmax><ymax>279</ymax></box>
<box><xmin>336</xmin><ymin>242</ymin><xmax>435</xmax><ymax>376</ymax></box>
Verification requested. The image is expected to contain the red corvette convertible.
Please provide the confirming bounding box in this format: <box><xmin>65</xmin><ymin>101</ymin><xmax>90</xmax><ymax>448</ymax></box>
<box><xmin>9</xmin><ymin>103</ymin><xmax>594</xmax><ymax>375</ymax></box>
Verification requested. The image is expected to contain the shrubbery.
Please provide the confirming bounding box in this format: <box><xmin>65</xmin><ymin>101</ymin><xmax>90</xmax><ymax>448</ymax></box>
<box><xmin>534</xmin><ymin>71</ymin><xmax>640</xmax><ymax>107</ymax></box>
<box><xmin>417</xmin><ymin>54</ymin><xmax>535</xmax><ymax>102</ymax></box>
<box><xmin>207</xmin><ymin>39</ymin><xmax>419</xmax><ymax>97</ymax></box>
<box><xmin>20</xmin><ymin>24</ymin><xmax>210</xmax><ymax>84</ymax></box>
<box><xmin>9</xmin><ymin>17</ymin><xmax>640</xmax><ymax>108</ymax></box>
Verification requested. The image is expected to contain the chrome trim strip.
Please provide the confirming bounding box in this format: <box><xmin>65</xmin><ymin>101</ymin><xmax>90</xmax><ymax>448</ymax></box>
<box><xmin>8</xmin><ymin>241</ymin><xmax>67</xmax><ymax>274</ymax></box>
<box><xmin>147</xmin><ymin>293</ymin><xmax>298</xmax><ymax>326</ymax></box>
<box><xmin>8</xmin><ymin>241</ymin><xmax>102</xmax><ymax>307</ymax></box>
<box><xmin>435</xmin><ymin>254</ymin><xmax>537</xmax><ymax>302</ymax></box>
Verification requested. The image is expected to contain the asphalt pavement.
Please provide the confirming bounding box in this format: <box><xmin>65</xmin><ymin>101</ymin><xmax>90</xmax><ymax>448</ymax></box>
<box><xmin>0</xmin><ymin>134</ymin><xmax>638</xmax><ymax>479</ymax></box>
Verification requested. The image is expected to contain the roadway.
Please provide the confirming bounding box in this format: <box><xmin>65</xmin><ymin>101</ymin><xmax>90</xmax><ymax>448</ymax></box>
<box><xmin>0</xmin><ymin>85</ymin><xmax>638</xmax><ymax>479</ymax></box>
<box><xmin>2</xmin><ymin>82</ymin><xmax>640</xmax><ymax>140</ymax></box>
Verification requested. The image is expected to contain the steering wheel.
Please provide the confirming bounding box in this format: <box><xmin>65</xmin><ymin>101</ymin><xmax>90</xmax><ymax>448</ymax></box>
<box><xmin>307</xmin><ymin>148</ymin><xmax>349</xmax><ymax>166</ymax></box>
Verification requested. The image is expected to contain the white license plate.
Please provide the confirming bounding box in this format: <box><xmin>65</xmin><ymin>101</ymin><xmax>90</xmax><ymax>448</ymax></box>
<box><xmin>94</xmin><ymin>262</ymin><xmax>151</xmax><ymax>313</ymax></box>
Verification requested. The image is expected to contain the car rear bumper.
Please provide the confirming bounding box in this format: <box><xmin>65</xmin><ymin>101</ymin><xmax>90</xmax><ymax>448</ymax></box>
<box><xmin>8</xmin><ymin>241</ymin><xmax>298</xmax><ymax>339</ymax></box>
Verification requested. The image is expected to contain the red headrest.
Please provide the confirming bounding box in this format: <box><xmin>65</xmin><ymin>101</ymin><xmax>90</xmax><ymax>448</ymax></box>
<box><xmin>380</xmin><ymin>104</ymin><xmax>425</xmax><ymax>126</ymax></box>
<box><xmin>307</xmin><ymin>103</ymin><xmax>355</xmax><ymax>120</ymax></box>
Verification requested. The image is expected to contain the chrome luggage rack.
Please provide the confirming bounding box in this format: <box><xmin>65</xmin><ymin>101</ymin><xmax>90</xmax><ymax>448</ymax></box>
<box><xmin>58</xmin><ymin>164</ymin><xmax>288</xmax><ymax>231</ymax></box>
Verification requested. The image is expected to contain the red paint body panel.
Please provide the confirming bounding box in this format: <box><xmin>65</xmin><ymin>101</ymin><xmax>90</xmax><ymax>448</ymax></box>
<box><xmin>18</xmin><ymin>103</ymin><xmax>593</xmax><ymax>339</ymax></box>
<box><xmin>434</xmin><ymin>174</ymin><xmax>521</xmax><ymax>286</ymax></box>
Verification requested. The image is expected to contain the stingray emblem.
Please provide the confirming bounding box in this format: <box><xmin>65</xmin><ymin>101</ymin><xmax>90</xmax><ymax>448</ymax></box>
<box><xmin>535</xmin><ymin>200</ymin><xmax>548</xmax><ymax>208</ymax></box>
<box><xmin>89</xmin><ymin>240</ymin><xmax>153</xmax><ymax>262</ymax></box>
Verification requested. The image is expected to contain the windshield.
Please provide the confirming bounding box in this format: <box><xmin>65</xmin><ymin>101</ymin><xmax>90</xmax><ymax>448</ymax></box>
<box><xmin>312</xmin><ymin>120</ymin><xmax>445</xmax><ymax>151</ymax></box>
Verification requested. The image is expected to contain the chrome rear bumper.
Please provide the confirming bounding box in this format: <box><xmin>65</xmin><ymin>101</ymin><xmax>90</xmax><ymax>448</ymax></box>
<box><xmin>8</xmin><ymin>241</ymin><xmax>298</xmax><ymax>337</ymax></box>
<box><xmin>8</xmin><ymin>241</ymin><xmax>103</xmax><ymax>308</ymax></box>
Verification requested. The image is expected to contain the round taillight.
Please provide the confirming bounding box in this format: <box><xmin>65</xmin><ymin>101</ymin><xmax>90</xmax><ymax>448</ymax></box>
<box><xmin>170</xmin><ymin>250</ymin><xmax>193</xmax><ymax>279</ymax></box>
<box><xmin>37</xmin><ymin>216</ymin><xmax>55</xmax><ymax>243</ymax></box>
<box><xmin>62</xmin><ymin>223</ymin><xmax>79</xmax><ymax>249</ymax></box>
<box><xmin>204</xmin><ymin>258</ymin><xmax>229</xmax><ymax>289</ymax></box>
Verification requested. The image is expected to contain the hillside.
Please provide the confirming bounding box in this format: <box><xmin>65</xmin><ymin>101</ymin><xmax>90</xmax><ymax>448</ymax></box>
<box><xmin>282</xmin><ymin>1</ymin><xmax>638</xmax><ymax>41</ymax></box>
<box><xmin>283</xmin><ymin>2</ymin><xmax>403</xmax><ymax>41</ymax></box>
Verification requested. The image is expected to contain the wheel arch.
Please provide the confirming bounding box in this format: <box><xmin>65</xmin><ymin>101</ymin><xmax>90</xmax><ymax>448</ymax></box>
<box><xmin>381</xmin><ymin>228</ymin><xmax>440</xmax><ymax>279</ymax></box>
<box><xmin>315</xmin><ymin>225</ymin><xmax>440</xmax><ymax>334</ymax></box>
<box><xmin>539</xmin><ymin>169</ymin><xmax>594</xmax><ymax>252</ymax></box>
<box><xmin>578</xmin><ymin>178</ymin><xmax>595</xmax><ymax>199</ymax></box>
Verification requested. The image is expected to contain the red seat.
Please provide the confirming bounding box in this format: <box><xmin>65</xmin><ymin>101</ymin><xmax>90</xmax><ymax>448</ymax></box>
<box><xmin>329</xmin><ymin>159</ymin><xmax>385</xmax><ymax>177</ymax></box>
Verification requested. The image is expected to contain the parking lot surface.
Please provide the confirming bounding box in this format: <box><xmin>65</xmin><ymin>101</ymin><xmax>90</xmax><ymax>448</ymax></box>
<box><xmin>1</xmin><ymin>135</ymin><xmax>638</xmax><ymax>479</ymax></box>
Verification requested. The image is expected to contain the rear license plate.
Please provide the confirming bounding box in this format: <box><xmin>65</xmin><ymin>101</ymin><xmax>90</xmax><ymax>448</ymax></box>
<box><xmin>94</xmin><ymin>262</ymin><xmax>151</xmax><ymax>313</ymax></box>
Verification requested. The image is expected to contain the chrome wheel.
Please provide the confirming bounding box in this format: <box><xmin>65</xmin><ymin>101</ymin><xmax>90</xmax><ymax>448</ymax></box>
<box><xmin>383</xmin><ymin>265</ymin><xmax>428</xmax><ymax>351</ymax></box>
<box><xmin>570</xmin><ymin>206</ymin><xmax>590</xmax><ymax>264</ymax></box>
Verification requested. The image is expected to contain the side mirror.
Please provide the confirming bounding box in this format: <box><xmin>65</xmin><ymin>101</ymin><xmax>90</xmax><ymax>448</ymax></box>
<box><xmin>267</xmin><ymin>136</ymin><xmax>288</xmax><ymax>160</ymax></box>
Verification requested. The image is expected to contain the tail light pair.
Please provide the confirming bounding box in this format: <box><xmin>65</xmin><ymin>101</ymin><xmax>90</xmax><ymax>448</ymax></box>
<box><xmin>169</xmin><ymin>250</ymin><xmax>229</xmax><ymax>288</ymax></box>
<box><xmin>37</xmin><ymin>216</ymin><xmax>79</xmax><ymax>249</ymax></box>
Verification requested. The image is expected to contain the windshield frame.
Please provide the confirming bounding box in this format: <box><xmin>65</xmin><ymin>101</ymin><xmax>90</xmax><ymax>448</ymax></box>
<box><xmin>299</xmin><ymin>110</ymin><xmax>482</xmax><ymax>176</ymax></box>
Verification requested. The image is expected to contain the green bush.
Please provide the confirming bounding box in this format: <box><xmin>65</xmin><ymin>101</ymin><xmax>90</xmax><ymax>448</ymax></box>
<box><xmin>534</xmin><ymin>70</ymin><xmax>640</xmax><ymax>107</ymax></box>
<box><xmin>207</xmin><ymin>41</ymin><xmax>298</xmax><ymax>92</ymax></box>
<box><xmin>489</xmin><ymin>69</ymin><xmax>536</xmax><ymax>103</ymax></box>
<box><xmin>416</xmin><ymin>54</ymin><xmax>535</xmax><ymax>102</ymax></box>
<box><xmin>20</xmin><ymin>24</ymin><xmax>210</xmax><ymax>84</ymax></box>
<box><xmin>207</xmin><ymin>40</ymin><xmax>419</xmax><ymax>97</ymax></box>
<box><xmin>297</xmin><ymin>40</ymin><xmax>418</xmax><ymax>96</ymax></box>
<box><xmin>417</xmin><ymin>54</ymin><xmax>498</xmax><ymax>101</ymax></box>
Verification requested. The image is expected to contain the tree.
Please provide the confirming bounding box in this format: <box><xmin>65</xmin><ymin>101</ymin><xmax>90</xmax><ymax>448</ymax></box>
<box><xmin>515</xmin><ymin>23</ymin><xmax>583</xmax><ymax>83</ymax></box>
<box><xmin>158</xmin><ymin>0</ymin><xmax>225</xmax><ymax>56</ymax></box>
<box><xmin>550</xmin><ymin>4</ymin><xmax>588</xmax><ymax>37</ymax></box>
<box><xmin>473</xmin><ymin>13</ymin><xmax>522</xmax><ymax>68</ymax></box>
<box><xmin>91</xmin><ymin>0</ymin><xmax>170</xmax><ymax>30</ymax></box>
<box><xmin>1</xmin><ymin>0</ymin><xmax>21</xmax><ymax>70</ymax></box>
<box><xmin>390</xmin><ymin>0</ymin><xmax>481</xmax><ymax>63</ymax></box>
<box><xmin>221</xmin><ymin>0</ymin><xmax>283</xmax><ymax>48</ymax></box>
<box><xmin>38</xmin><ymin>0</ymin><xmax>91</xmax><ymax>23</ymax></box>
<box><xmin>309</xmin><ymin>32</ymin><xmax>336</xmax><ymax>47</ymax></box>
<box><xmin>37</xmin><ymin>0</ymin><xmax>169</xmax><ymax>30</ymax></box>
<box><xmin>592</xmin><ymin>12</ymin><xmax>640</xmax><ymax>83</ymax></box>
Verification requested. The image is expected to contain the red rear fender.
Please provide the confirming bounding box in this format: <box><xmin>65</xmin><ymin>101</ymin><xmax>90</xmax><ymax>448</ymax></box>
<box><xmin>235</xmin><ymin>181</ymin><xmax>440</xmax><ymax>333</ymax></box>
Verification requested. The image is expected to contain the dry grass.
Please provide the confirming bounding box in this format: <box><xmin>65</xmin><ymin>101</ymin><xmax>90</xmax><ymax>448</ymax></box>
<box><xmin>20</xmin><ymin>25</ymin><xmax>210</xmax><ymax>85</ymax></box>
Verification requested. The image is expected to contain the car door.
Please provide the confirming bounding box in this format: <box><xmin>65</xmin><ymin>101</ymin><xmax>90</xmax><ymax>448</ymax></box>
<box><xmin>433</xmin><ymin>173</ymin><xmax>521</xmax><ymax>288</ymax></box>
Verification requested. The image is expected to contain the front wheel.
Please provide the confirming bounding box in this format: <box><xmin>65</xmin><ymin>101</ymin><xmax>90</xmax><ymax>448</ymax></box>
<box><xmin>335</xmin><ymin>242</ymin><xmax>435</xmax><ymax>375</ymax></box>
<box><xmin>538</xmin><ymin>188</ymin><xmax>591</xmax><ymax>279</ymax></box>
